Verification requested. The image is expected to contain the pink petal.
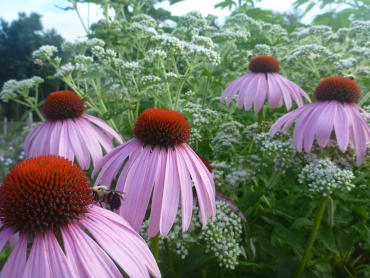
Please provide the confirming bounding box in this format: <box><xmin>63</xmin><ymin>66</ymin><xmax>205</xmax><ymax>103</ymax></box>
<box><xmin>346</xmin><ymin>104</ymin><xmax>368</xmax><ymax>165</ymax></box>
<box><xmin>253</xmin><ymin>74</ymin><xmax>268</xmax><ymax>112</ymax></box>
<box><xmin>244</xmin><ymin>74</ymin><xmax>260</xmax><ymax>111</ymax></box>
<box><xmin>334</xmin><ymin>103</ymin><xmax>350</xmax><ymax>151</ymax></box>
<box><xmin>183</xmin><ymin>144</ymin><xmax>216</xmax><ymax>218</ymax></box>
<box><xmin>274</xmin><ymin>74</ymin><xmax>292</xmax><ymax>110</ymax></box>
<box><xmin>28</xmin><ymin>122</ymin><xmax>52</xmax><ymax>158</ymax></box>
<box><xmin>22</xmin><ymin>234</ymin><xmax>49</xmax><ymax>278</ymax></box>
<box><xmin>302</xmin><ymin>103</ymin><xmax>326</xmax><ymax>152</ymax></box>
<box><xmin>66</xmin><ymin>119</ymin><xmax>91</xmax><ymax>169</ymax></box>
<box><xmin>236</xmin><ymin>74</ymin><xmax>254</xmax><ymax>109</ymax></box>
<box><xmin>83</xmin><ymin>206</ymin><xmax>161</xmax><ymax>278</ymax></box>
<box><xmin>293</xmin><ymin>103</ymin><xmax>317</xmax><ymax>152</ymax></box>
<box><xmin>267</xmin><ymin>74</ymin><xmax>282</xmax><ymax>108</ymax></box>
<box><xmin>159</xmin><ymin>148</ymin><xmax>180</xmax><ymax>236</ymax></box>
<box><xmin>83</xmin><ymin>114</ymin><xmax>123</xmax><ymax>144</ymax></box>
<box><xmin>93</xmin><ymin>139</ymin><xmax>139</xmax><ymax>186</ymax></box>
<box><xmin>80</xmin><ymin>218</ymin><xmax>150</xmax><ymax>278</ymax></box>
<box><xmin>221</xmin><ymin>75</ymin><xmax>244</xmax><ymax>105</ymax></box>
<box><xmin>148</xmin><ymin>148</ymin><xmax>167</xmax><ymax>237</ymax></box>
<box><xmin>175</xmin><ymin>147</ymin><xmax>193</xmax><ymax>232</ymax></box>
<box><xmin>75</xmin><ymin>117</ymin><xmax>103</xmax><ymax>168</ymax></box>
<box><xmin>61</xmin><ymin>223</ymin><xmax>121</xmax><ymax>278</ymax></box>
<box><xmin>49</xmin><ymin>120</ymin><xmax>63</xmax><ymax>154</ymax></box>
<box><xmin>43</xmin><ymin>231</ymin><xmax>76</xmax><ymax>277</ymax></box>
<box><xmin>59</xmin><ymin>120</ymin><xmax>75</xmax><ymax>162</ymax></box>
<box><xmin>0</xmin><ymin>227</ymin><xmax>13</xmax><ymax>251</ymax></box>
<box><xmin>269</xmin><ymin>105</ymin><xmax>307</xmax><ymax>137</ymax></box>
<box><xmin>24</xmin><ymin>123</ymin><xmax>44</xmax><ymax>156</ymax></box>
<box><xmin>315</xmin><ymin>101</ymin><xmax>337</xmax><ymax>147</ymax></box>
<box><xmin>119</xmin><ymin>146</ymin><xmax>158</xmax><ymax>231</ymax></box>
<box><xmin>1</xmin><ymin>234</ymin><xmax>27</xmax><ymax>278</ymax></box>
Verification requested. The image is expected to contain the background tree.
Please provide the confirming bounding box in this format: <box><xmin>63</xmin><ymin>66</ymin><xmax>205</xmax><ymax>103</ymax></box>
<box><xmin>0</xmin><ymin>12</ymin><xmax>64</xmax><ymax>119</ymax></box>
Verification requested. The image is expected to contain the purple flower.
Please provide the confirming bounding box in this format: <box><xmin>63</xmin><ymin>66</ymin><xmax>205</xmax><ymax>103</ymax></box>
<box><xmin>0</xmin><ymin>156</ymin><xmax>160</xmax><ymax>278</ymax></box>
<box><xmin>221</xmin><ymin>56</ymin><xmax>310</xmax><ymax>112</ymax></box>
<box><xmin>24</xmin><ymin>90</ymin><xmax>123</xmax><ymax>170</ymax></box>
<box><xmin>93</xmin><ymin>108</ymin><xmax>216</xmax><ymax>237</ymax></box>
<box><xmin>270</xmin><ymin>77</ymin><xmax>370</xmax><ymax>165</ymax></box>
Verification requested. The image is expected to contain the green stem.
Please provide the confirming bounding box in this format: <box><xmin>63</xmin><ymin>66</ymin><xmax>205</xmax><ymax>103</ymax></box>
<box><xmin>257</xmin><ymin>107</ymin><xmax>264</xmax><ymax>125</ymax></box>
<box><xmin>150</xmin><ymin>234</ymin><xmax>159</xmax><ymax>263</ymax></box>
<box><xmin>160</xmin><ymin>59</ymin><xmax>173</xmax><ymax>109</ymax></box>
<box><xmin>296</xmin><ymin>196</ymin><xmax>328</xmax><ymax>278</ymax></box>
<box><xmin>73</xmin><ymin>1</ymin><xmax>90</xmax><ymax>36</ymax></box>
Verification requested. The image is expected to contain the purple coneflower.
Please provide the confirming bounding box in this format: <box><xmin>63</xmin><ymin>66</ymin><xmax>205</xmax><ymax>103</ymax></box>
<box><xmin>270</xmin><ymin>77</ymin><xmax>370</xmax><ymax>165</ymax></box>
<box><xmin>221</xmin><ymin>56</ymin><xmax>310</xmax><ymax>112</ymax></box>
<box><xmin>93</xmin><ymin>108</ymin><xmax>216</xmax><ymax>237</ymax></box>
<box><xmin>0</xmin><ymin>156</ymin><xmax>160</xmax><ymax>278</ymax></box>
<box><xmin>24</xmin><ymin>90</ymin><xmax>123</xmax><ymax>170</ymax></box>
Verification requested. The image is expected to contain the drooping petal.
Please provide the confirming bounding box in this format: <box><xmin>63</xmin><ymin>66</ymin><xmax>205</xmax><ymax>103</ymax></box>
<box><xmin>267</xmin><ymin>74</ymin><xmax>282</xmax><ymax>108</ymax></box>
<box><xmin>83</xmin><ymin>114</ymin><xmax>123</xmax><ymax>144</ymax></box>
<box><xmin>148</xmin><ymin>148</ymin><xmax>167</xmax><ymax>237</ymax></box>
<box><xmin>269</xmin><ymin>105</ymin><xmax>307</xmax><ymax>137</ymax></box>
<box><xmin>28</xmin><ymin>122</ymin><xmax>52</xmax><ymax>158</ymax></box>
<box><xmin>75</xmin><ymin>117</ymin><xmax>103</xmax><ymax>168</ymax></box>
<box><xmin>274</xmin><ymin>74</ymin><xmax>292</xmax><ymax>110</ymax></box>
<box><xmin>293</xmin><ymin>103</ymin><xmax>317</xmax><ymax>152</ymax></box>
<box><xmin>254</xmin><ymin>74</ymin><xmax>268</xmax><ymax>112</ymax></box>
<box><xmin>66</xmin><ymin>119</ymin><xmax>90</xmax><ymax>169</ymax></box>
<box><xmin>1</xmin><ymin>233</ymin><xmax>27</xmax><ymax>278</ymax></box>
<box><xmin>59</xmin><ymin>119</ymin><xmax>75</xmax><ymax>162</ymax></box>
<box><xmin>334</xmin><ymin>103</ymin><xmax>350</xmax><ymax>151</ymax></box>
<box><xmin>302</xmin><ymin>103</ymin><xmax>326</xmax><ymax>152</ymax></box>
<box><xmin>119</xmin><ymin>146</ymin><xmax>158</xmax><ymax>231</ymax></box>
<box><xmin>183</xmin><ymin>144</ymin><xmax>216</xmax><ymax>218</ymax></box>
<box><xmin>159</xmin><ymin>148</ymin><xmax>180</xmax><ymax>236</ymax></box>
<box><xmin>174</xmin><ymin>147</ymin><xmax>193</xmax><ymax>232</ymax></box>
<box><xmin>61</xmin><ymin>223</ymin><xmax>121</xmax><ymax>278</ymax></box>
<box><xmin>80</xmin><ymin>218</ymin><xmax>149</xmax><ymax>278</ymax></box>
<box><xmin>43</xmin><ymin>231</ymin><xmax>76</xmax><ymax>277</ymax></box>
<box><xmin>236</xmin><ymin>74</ymin><xmax>255</xmax><ymax>109</ymax></box>
<box><xmin>24</xmin><ymin>123</ymin><xmax>44</xmax><ymax>156</ymax></box>
<box><xmin>221</xmin><ymin>75</ymin><xmax>245</xmax><ymax>105</ymax></box>
<box><xmin>0</xmin><ymin>227</ymin><xmax>13</xmax><ymax>251</ymax></box>
<box><xmin>347</xmin><ymin>104</ymin><xmax>368</xmax><ymax>165</ymax></box>
<box><xmin>22</xmin><ymin>234</ymin><xmax>49</xmax><ymax>278</ymax></box>
<box><xmin>243</xmin><ymin>73</ymin><xmax>260</xmax><ymax>111</ymax></box>
<box><xmin>93</xmin><ymin>138</ymin><xmax>139</xmax><ymax>186</ymax></box>
<box><xmin>49</xmin><ymin>120</ymin><xmax>63</xmax><ymax>154</ymax></box>
<box><xmin>85</xmin><ymin>205</ymin><xmax>161</xmax><ymax>278</ymax></box>
<box><xmin>315</xmin><ymin>101</ymin><xmax>337</xmax><ymax>148</ymax></box>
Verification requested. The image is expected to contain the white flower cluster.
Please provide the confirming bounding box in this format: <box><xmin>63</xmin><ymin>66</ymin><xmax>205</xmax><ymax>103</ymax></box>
<box><xmin>298</xmin><ymin>159</ymin><xmax>355</xmax><ymax>196</ymax></box>
<box><xmin>225</xmin><ymin>165</ymin><xmax>255</xmax><ymax>186</ymax></box>
<box><xmin>284</xmin><ymin>44</ymin><xmax>333</xmax><ymax>63</ymax></box>
<box><xmin>211</xmin><ymin>29</ymin><xmax>249</xmax><ymax>43</ymax></box>
<box><xmin>32</xmin><ymin>45</ymin><xmax>58</xmax><ymax>60</ymax></box>
<box><xmin>334</xmin><ymin>57</ymin><xmax>357</xmax><ymax>71</ymax></box>
<box><xmin>121</xmin><ymin>61</ymin><xmax>142</xmax><ymax>72</ymax></box>
<box><xmin>252</xmin><ymin>44</ymin><xmax>273</xmax><ymax>56</ymax></box>
<box><xmin>183</xmin><ymin>43</ymin><xmax>221</xmax><ymax>65</ymax></box>
<box><xmin>75</xmin><ymin>55</ymin><xmax>94</xmax><ymax>65</ymax></box>
<box><xmin>200</xmin><ymin>201</ymin><xmax>243</xmax><ymax>270</ymax></box>
<box><xmin>260</xmin><ymin>136</ymin><xmax>297</xmax><ymax>171</ymax></box>
<box><xmin>131</xmin><ymin>14</ymin><xmax>157</xmax><ymax>28</ymax></box>
<box><xmin>213</xmin><ymin>121</ymin><xmax>244</xmax><ymax>151</ymax></box>
<box><xmin>192</xmin><ymin>35</ymin><xmax>215</xmax><ymax>49</ymax></box>
<box><xmin>140</xmin><ymin>75</ymin><xmax>161</xmax><ymax>85</ymax></box>
<box><xmin>85</xmin><ymin>38</ymin><xmax>105</xmax><ymax>48</ymax></box>
<box><xmin>0</xmin><ymin>76</ymin><xmax>44</xmax><ymax>101</ymax></box>
<box><xmin>54</xmin><ymin>63</ymin><xmax>75</xmax><ymax>78</ymax></box>
<box><xmin>91</xmin><ymin>46</ymin><xmax>105</xmax><ymax>60</ymax></box>
<box><xmin>126</xmin><ymin>22</ymin><xmax>157</xmax><ymax>36</ymax></box>
<box><xmin>147</xmin><ymin>49</ymin><xmax>167</xmax><ymax>61</ymax></box>
<box><xmin>178</xmin><ymin>11</ymin><xmax>207</xmax><ymax>33</ymax></box>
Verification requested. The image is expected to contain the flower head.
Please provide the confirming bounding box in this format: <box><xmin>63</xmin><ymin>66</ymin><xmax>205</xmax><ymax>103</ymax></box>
<box><xmin>0</xmin><ymin>156</ymin><xmax>160</xmax><ymax>278</ymax></box>
<box><xmin>93</xmin><ymin>108</ymin><xmax>216</xmax><ymax>237</ymax></box>
<box><xmin>270</xmin><ymin>77</ymin><xmax>370</xmax><ymax>165</ymax></box>
<box><xmin>25</xmin><ymin>90</ymin><xmax>123</xmax><ymax>170</ymax></box>
<box><xmin>221</xmin><ymin>55</ymin><xmax>310</xmax><ymax>112</ymax></box>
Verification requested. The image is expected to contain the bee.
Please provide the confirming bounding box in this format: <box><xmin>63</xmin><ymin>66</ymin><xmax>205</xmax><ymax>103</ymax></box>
<box><xmin>33</xmin><ymin>59</ymin><xmax>43</xmax><ymax>70</ymax></box>
<box><xmin>347</xmin><ymin>75</ymin><xmax>355</xmax><ymax>80</ymax></box>
<box><xmin>92</xmin><ymin>185</ymin><xmax>124</xmax><ymax>211</ymax></box>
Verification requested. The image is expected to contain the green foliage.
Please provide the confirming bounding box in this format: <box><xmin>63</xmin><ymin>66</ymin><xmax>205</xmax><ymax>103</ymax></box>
<box><xmin>1</xmin><ymin>1</ymin><xmax>370</xmax><ymax>277</ymax></box>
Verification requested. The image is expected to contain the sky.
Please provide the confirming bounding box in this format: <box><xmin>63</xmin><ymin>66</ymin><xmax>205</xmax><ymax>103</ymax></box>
<box><xmin>0</xmin><ymin>0</ymin><xmax>301</xmax><ymax>41</ymax></box>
